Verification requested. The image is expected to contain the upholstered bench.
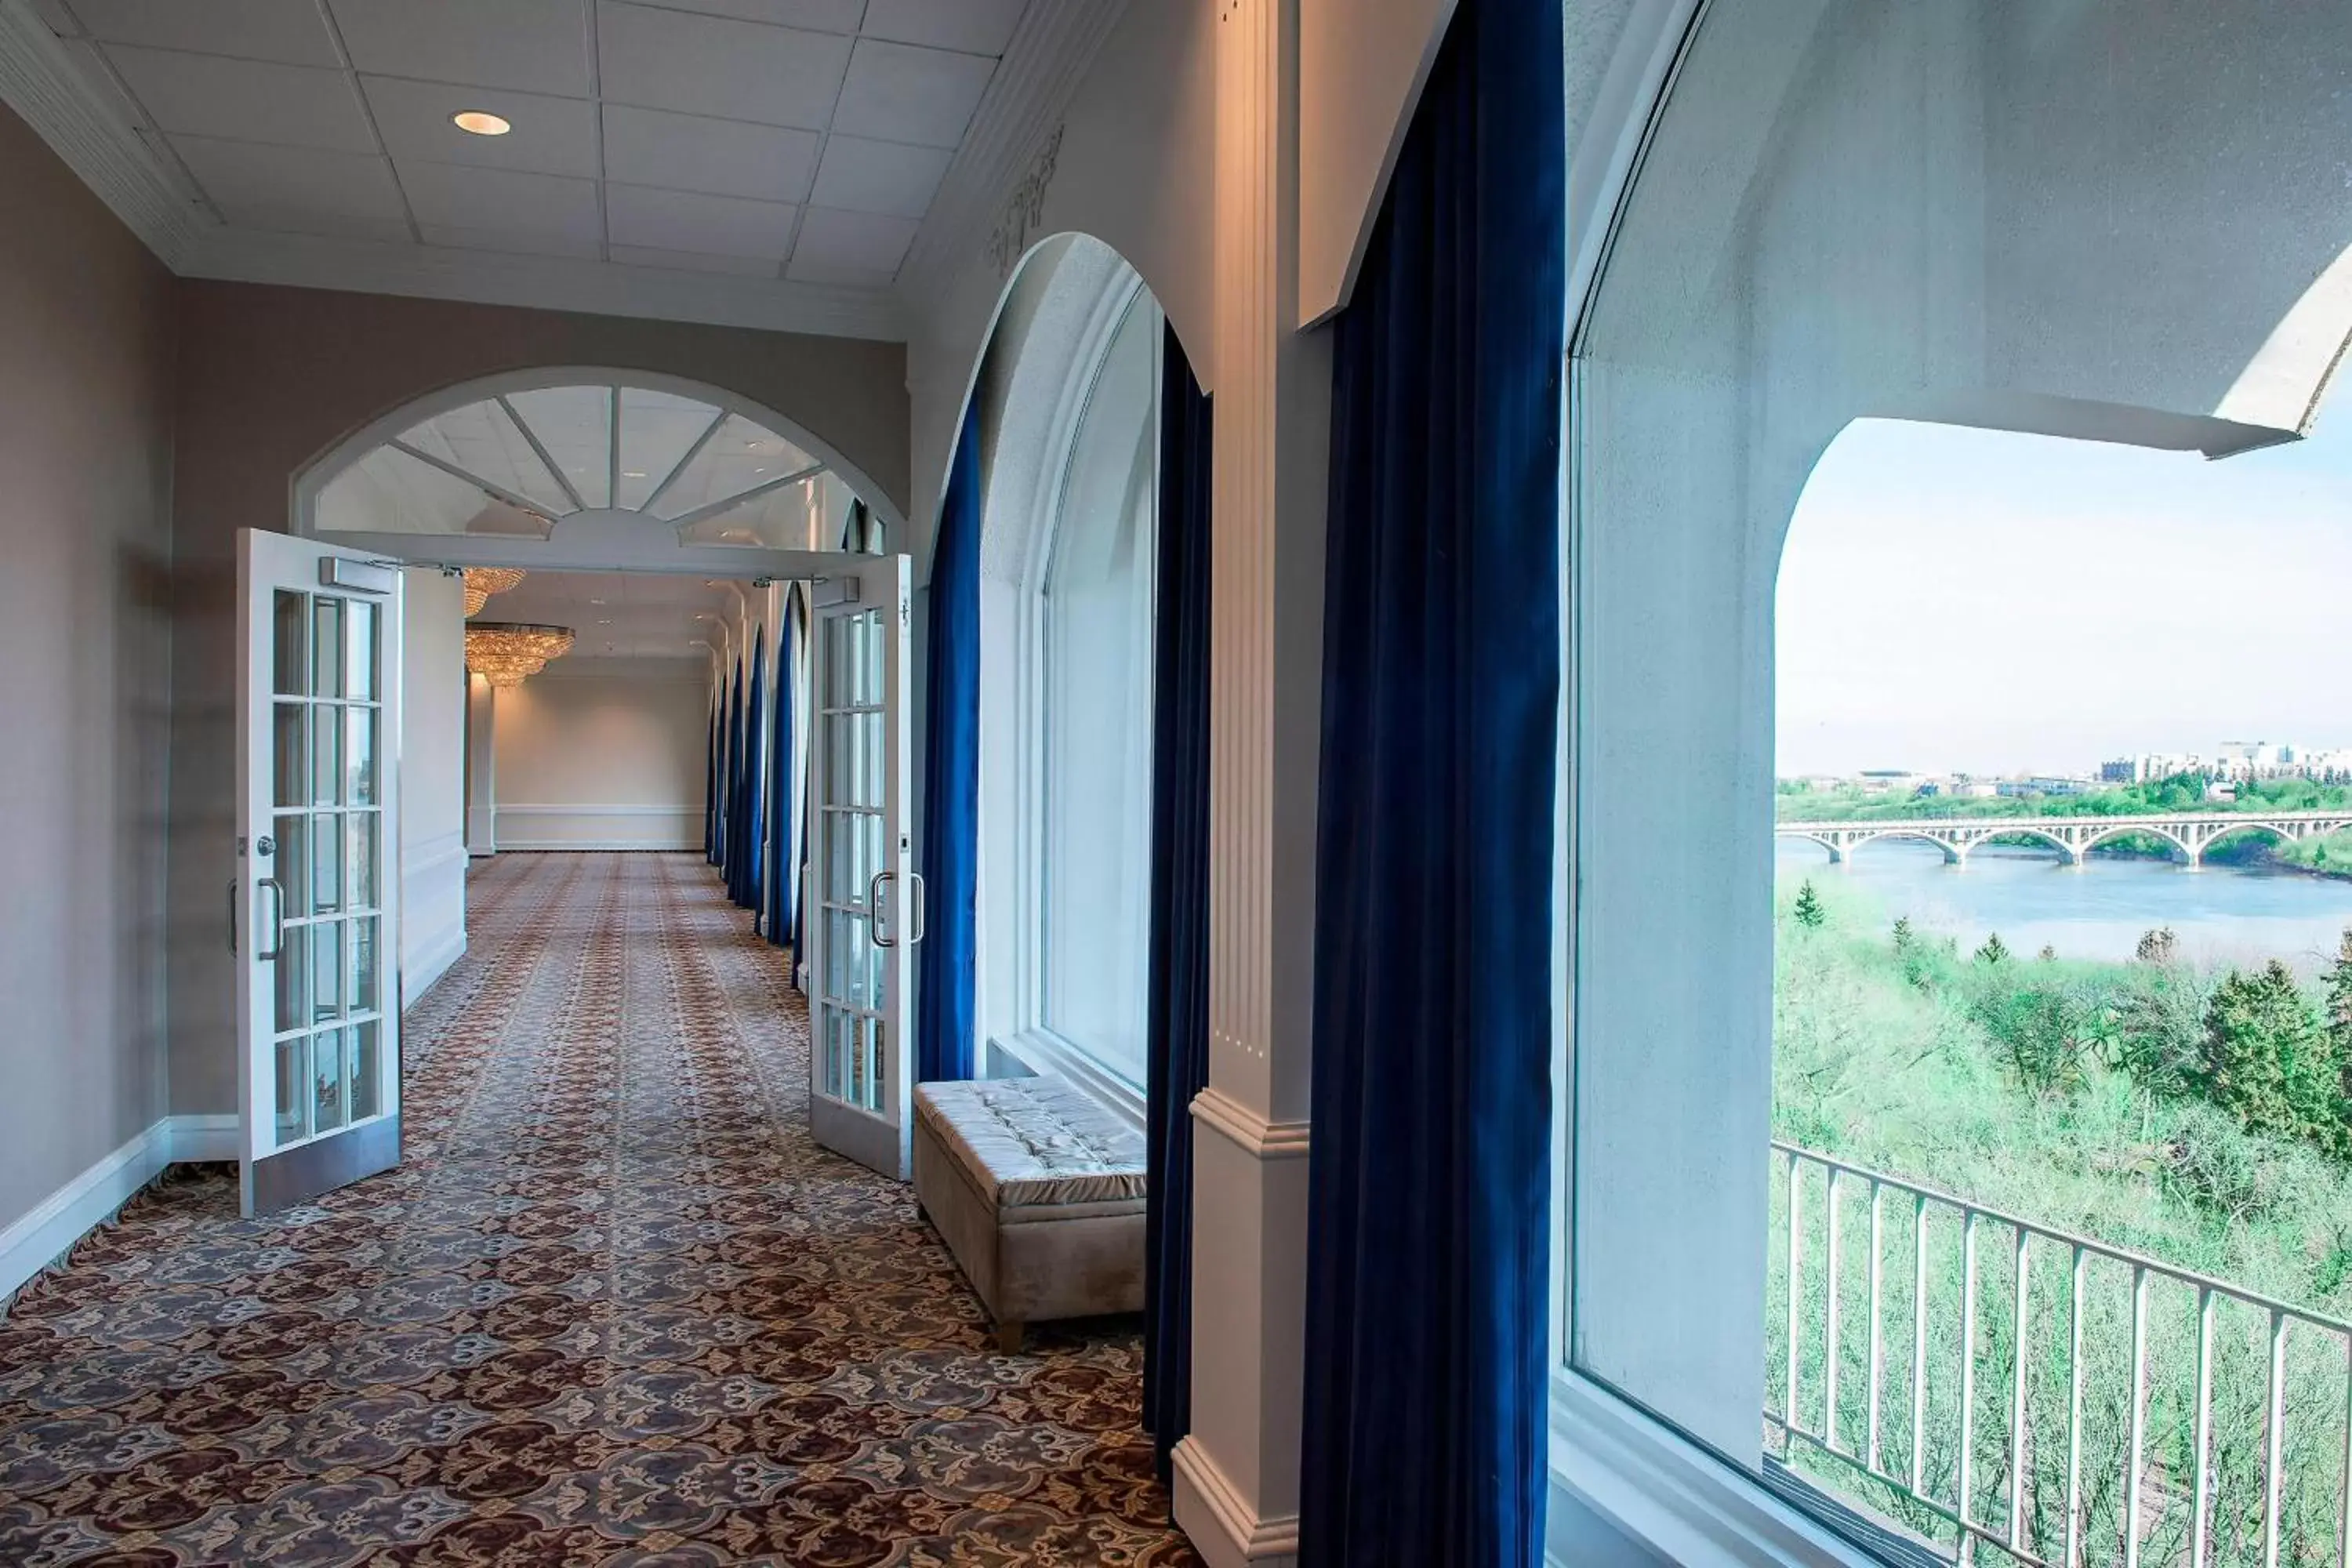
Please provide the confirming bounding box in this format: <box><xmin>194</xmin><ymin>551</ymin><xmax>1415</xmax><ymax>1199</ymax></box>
<box><xmin>913</xmin><ymin>1076</ymin><xmax>1147</xmax><ymax>1353</ymax></box>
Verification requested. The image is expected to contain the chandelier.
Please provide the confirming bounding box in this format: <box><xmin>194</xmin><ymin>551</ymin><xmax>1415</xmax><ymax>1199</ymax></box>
<box><xmin>466</xmin><ymin>622</ymin><xmax>575</xmax><ymax>688</ymax></box>
<box><xmin>463</xmin><ymin>566</ymin><xmax>527</xmax><ymax>617</ymax></box>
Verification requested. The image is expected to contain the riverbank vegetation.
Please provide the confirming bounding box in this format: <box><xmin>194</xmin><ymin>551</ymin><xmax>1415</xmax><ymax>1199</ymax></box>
<box><xmin>1778</xmin><ymin>773</ymin><xmax>2352</xmax><ymax>825</ymax></box>
<box><xmin>1773</xmin><ymin>874</ymin><xmax>2352</xmax><ymax>1562</ymax></box>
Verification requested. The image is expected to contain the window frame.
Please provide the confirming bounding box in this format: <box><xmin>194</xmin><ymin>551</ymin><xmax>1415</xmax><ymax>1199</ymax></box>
<box><xmin>986</xmin><ymin>277</ymin><xmax>1160</xmax><ymax>1123</ymax></box>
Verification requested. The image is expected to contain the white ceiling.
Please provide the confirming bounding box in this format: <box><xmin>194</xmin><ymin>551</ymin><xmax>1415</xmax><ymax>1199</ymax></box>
<box><xmin>481</xmin><ymin>569</ymin><xmax>737</xmax><ymax>661</ymax></box>
<box><xmin>33</xmin><ymin>0</ymin><xmax>1029</xmax><ymax>291</ymax></box>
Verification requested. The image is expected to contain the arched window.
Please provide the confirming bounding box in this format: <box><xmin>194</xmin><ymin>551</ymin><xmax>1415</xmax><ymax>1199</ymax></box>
<box><xmin>1036</xmin><ymin>292</ymin><xmax>1160</xmax><ymax>1086</ymax></box>
<box><xmin>304</xmin><ymin>375</ymin><xmax>871</xmax><ymax>555</ymax></box>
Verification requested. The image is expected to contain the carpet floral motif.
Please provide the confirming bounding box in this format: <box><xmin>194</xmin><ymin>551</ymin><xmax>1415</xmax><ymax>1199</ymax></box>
<box><xmin>0</xmin><ymin>852</ymin><xmax>1197</xmax><ymax>1567</ymax></box>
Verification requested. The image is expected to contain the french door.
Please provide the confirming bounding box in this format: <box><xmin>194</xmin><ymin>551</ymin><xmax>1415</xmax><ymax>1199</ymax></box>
<box><xmin>235</xmin><ymin>528</ymin><xmax>404</xmax><ymax>1216</ymax></box>
<box><xmin>806</xmin><ymin>553</ymin><xmax>916</xmax><ymax>1180</ymax></box>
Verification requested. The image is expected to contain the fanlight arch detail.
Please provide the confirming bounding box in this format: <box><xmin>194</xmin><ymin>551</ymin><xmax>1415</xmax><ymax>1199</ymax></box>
<box><xmin>293</xmin><ymin>368</ymin><xmax>897</xmax><ymax>568</ymax></box>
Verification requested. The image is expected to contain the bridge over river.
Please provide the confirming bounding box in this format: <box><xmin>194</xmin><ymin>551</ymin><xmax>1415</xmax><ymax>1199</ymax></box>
<box><xmin>1777</xmin><ymin>809</ymin><xmax>2352</xmax><ymax>867</ymax></box>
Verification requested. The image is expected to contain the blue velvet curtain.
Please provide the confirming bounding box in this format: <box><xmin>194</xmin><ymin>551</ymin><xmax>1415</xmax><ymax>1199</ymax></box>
<box><xmin>916</xmin><ymin>400</ymin><xmax>982</xmax><ymax>1083</ymax></box>
<box><xmin>735</xmin><ymin>633</ymin><xmax>766</xmax><ymax>911</ymax></box>
<box><xmin>765</xmin><ymin>597</ymin><xmax>799</xmax><ymax>948</ymax></box>
<box><xmin>720</xmin><ymin>661</ymin><xmax>743</xmax><ymax>891</ymax></box>
<box><xmin>1298</xmin><ymin>0</ymin><xmax>1564</xmax><ymax>1560</ymax></box>
<box><xmin>1144</xmin><ymin>321</ymin><xmax>1212</xmax><ymax>1485</ymax></box>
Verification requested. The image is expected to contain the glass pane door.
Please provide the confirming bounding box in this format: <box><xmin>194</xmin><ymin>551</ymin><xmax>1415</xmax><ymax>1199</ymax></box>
<box><xmin>806</xmin><ymin>554</ymin><xmax>913</xmax><ymax>1180</ymax></box>
<box><xmin>238</xmin><ymin>529</ymin><xmax>404</xmax><ymax>1216</ymax></box>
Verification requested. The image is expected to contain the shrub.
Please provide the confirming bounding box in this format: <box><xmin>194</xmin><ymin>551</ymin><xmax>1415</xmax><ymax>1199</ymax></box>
<box><xmin>1793</xmin><ymin>880</ymin><xmax>1826</xmax><ymax>930</ymax></box>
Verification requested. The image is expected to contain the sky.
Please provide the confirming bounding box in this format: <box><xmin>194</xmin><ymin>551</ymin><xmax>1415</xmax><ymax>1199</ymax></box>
<box><xmin>1775</xmin><ymin>394</ymin><xmax>2352</xmax><ymax>779</ymax></box>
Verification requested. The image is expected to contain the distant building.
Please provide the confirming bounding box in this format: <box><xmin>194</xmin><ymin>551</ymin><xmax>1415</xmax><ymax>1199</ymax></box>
<box><xmin>1855</xmin><ymin>768</ymin><xmax>1925</xmax><ymax>794</ymax></box>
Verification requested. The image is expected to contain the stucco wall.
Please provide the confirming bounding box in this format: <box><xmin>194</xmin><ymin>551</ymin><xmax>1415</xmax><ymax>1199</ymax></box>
<box><xmin>0</xmin><ymin>100</ymin><xmax>176</xmax><ymax>1244</ymax></box>
<box><xmin>165</xmin><ymin>283</ymin><xmax>906</xmax><ymax>1114</ymax></box>
<box><xmin>399</xmin><ymin>567</ymin><xmax>467</xmax><ymax>1003</ymax></box>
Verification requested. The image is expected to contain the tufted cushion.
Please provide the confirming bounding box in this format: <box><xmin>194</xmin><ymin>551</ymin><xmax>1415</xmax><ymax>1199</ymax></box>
<box><xmin>915</xmin><ymin>1076</ymin><xmax>1147</xmax><ymax>1210</ymax></box>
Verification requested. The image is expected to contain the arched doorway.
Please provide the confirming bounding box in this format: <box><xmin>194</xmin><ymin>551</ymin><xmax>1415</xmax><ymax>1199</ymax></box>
<box><xmin>232</xmin><ymin>369</ymin><xmax>917</xmax><ymax>1211</ymax></box>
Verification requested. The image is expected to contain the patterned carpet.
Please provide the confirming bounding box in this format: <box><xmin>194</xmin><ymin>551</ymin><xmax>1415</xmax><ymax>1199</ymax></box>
<box><xmin>0</xmin><ymin>851</ymin><xmax>1197</xmax><ymax>1566</ymax></box>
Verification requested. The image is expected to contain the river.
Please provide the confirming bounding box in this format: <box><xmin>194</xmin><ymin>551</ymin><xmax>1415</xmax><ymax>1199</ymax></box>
<box><xmin>1776</xmin><ymin>838</ymin><xmax>2352</xmax><ymax>976</ymax></box>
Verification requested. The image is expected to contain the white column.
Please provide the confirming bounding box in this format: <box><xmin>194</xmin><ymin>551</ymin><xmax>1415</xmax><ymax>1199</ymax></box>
<box><xmin>1172</xmin><ymin>0</ymin><xmax>1328</xmax><ymax>1561</ymax></box>
<box><xmin>465</xmin><ymin>674</ymin><xmax>497</xmax><ymax>857</ymax></box>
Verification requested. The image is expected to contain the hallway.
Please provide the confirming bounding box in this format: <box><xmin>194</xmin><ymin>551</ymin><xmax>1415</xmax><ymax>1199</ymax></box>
<box><xmin>0</xmin><ymin>853</ymin><xmax>1193</xmax><ymax>1566</ymax></box>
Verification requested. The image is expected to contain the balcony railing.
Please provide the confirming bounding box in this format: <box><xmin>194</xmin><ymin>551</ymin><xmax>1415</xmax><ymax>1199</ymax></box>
<box><xmin>1766</xmin><ymin>1142</ymin><xmax>2352</xmax><ymax>1568</ymax></box>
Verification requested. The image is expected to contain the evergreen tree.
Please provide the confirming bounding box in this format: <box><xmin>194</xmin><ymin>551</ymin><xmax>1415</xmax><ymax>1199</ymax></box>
<box><xmin>1891</xmin><ymin>915</ymin><xmax>1914</xmax><ymax>952</ymax></box>
<box><xmin>2198</xmin><ymin>961</ymin><xmax>2340</xmax><ymax>1149</ymax></box>
<box><xmin>2325</xmin><ymin>930</ymin><xmax>2352</xmax><ymax>1111</ymax></box>
<box><xmin>1793</xmin><ymin>880</ymin><xmax>1826</xmax><ymax>930</ymax></box>
<box><xmin>1975</xmin><ymin>932</ymin><xmax>2010</xmax><ymax>965</ymax></box>
<box><xmin>2038</xmin><ymin>944</ymin><xmax>2058</xmax><ymax>963</ymax></box>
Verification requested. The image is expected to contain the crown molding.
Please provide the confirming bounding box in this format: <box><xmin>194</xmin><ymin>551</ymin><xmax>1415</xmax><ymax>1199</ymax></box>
<box><xmin>182</xmin><ymin>227</ymin><xmax>907</xmax><ymax>343</ymax></box>
<box><xmin>895</xmin><ymin>0</ymin><xmax>1131</xmax><ymax>304</ymax></box>
<box><xmin>0</xmin><ymin>0</ymin><xmax>205</xmax><ymax>269</ymax></box>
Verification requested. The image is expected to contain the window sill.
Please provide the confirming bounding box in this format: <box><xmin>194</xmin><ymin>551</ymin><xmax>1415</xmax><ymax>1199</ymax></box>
<box><xmin>986</xmin><ymin>1028</ymin><xmax>1146</xmax><ymax>1131</ymax></box>
<box><xmin>1548</xmin><ymin>1371</ymin><xmax>1882</xmax><ymax>1568</ymax></box>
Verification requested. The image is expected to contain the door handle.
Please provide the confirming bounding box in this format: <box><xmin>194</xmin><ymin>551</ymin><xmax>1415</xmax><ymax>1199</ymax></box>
<box><xmin>870</xmin><ymin>869</ymin><xmax>897</xmax><ymax>948</ymax></box>
<box><xmin>256</xmin><ymin>877</ymin><xmax>287</xmax><ymax>961</ymax></box>
<box><xmin>906</xmin><ymin>871</ymin><xmax>926</xmax><ymax>946</ymax></box>
<box><xmin>227</xmin><ymin>879</ymin><xmax>238</xmax><ymax>954</ymax></box>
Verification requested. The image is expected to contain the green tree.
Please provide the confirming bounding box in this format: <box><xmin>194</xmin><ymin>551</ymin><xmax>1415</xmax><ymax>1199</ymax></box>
<box><xmin>2136</xmin><ymin>927</ymin><xmax>2179</xmax><ymax>965</ymax></box>
<box><xmin>2325</xmin><ymin>930</ymin><xmax>2352</xmax><ymax>1109</ymax></box>
<box><xmin>2197</xmin><ymin>961</ymin><xmax>2341</xmax><ymax>1149</ymax></box>
<box><xmin>1793</xmin><ymin>880</ymin><xmax>1826</xmax><ymax>930</ymax></box>
<box><xmin>1976</xmin><ymin>932</ymin><xmax>2011</xmax><ymax>965</ymax></box>
<box><xmin>1892</xmin><ymin>915</ymin><xmax>1914</xmax><ymax>952</ymax></box>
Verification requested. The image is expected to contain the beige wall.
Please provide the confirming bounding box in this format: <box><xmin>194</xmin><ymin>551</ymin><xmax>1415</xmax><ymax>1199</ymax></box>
<box><xmin>399</xmin><ymin>568</ymin><xmax>467</xmax><ymax>1000</ymax></box>
<box><xmin>491</xmin><ymin>659</ymin><xmax>709</xmax><ymax>851</ymax></box>
<box><xmin>0</xmin><ymin>101</ymin><xmax>176</xmax><ymax>1241</ymax></box>
<box><xmin>165</xmin><ymin>285</ymin><xmax>906</xmax><ymax>1113</ymax></box>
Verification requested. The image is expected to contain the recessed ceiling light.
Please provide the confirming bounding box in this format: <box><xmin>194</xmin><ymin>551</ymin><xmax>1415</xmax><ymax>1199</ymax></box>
<box><xmin>622</xmin><ymin>470</ymin><xmax>647</xmax><ymax>478</ymax></box>
<box><xmin>452</xmin><ymin>111</ymin><xmax>512</xmax><ymax>136</ymax></box>
<box><xmin>588</xmin><ymin>597</ymin><xmax>607</xmax><ymax>604</ymax></box>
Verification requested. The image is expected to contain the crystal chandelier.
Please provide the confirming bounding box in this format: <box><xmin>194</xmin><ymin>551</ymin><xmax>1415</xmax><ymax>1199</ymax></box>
<box><xmin>466</xmin><ymin>622</ymin><xmax>575</xmax><ymax>688</ymax></box>
<box><xmin>463</xmin><ymin>566</ymin><xmax>527</xmax><ymax>617</ymax></box>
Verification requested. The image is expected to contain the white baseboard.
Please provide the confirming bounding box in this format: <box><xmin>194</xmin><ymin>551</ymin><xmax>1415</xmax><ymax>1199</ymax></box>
<box><xmin>0</xmin><ymin>1114</ymin><xmax>248</xmax><ymax>1304</ymax></box>
<box><xmin>494</xmin><ymin>838</ymin><xmax>703</xmax><ymax>851</ymax></box>
<box><xmin>167</xmin><ymin>1113</ymin><xmax>241</xmax><ymax>1164</ymax></box>
<box><xmin>492</xmin><ymin>802</ymin><xmax>703</xmax><ymax>853</ymax></box>
<box><xmin>0</xmin><ymin>1119</ymin><xmax>171</xmax><ymax>1301</ymax></box>
<box><xmin>1171</xmin><ymin>1436</ymin><xmax>1300</xmax><ymax>1568</ymax></box>
<box><xmin>403</xmin><ymin>920</ymin><xmax>467</xmax><ymax>1005</ymax></box>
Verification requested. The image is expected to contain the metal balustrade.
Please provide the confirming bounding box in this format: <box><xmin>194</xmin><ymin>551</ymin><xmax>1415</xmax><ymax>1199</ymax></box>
<box><xmin>1766</xmin><ymin>1142</ymin><xmax>2352</xmax><ymax>1568</ymax></box>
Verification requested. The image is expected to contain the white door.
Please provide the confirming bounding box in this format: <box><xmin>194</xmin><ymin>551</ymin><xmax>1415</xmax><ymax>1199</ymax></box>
<box><xmin>806</xmin><ymin>553</ymin><xmax>916</xmax><ymax>1179</ymax></box>
<box><xmin>235</xmin><ymin>528</ymin><xmax>405</xmax><ymax>1216</ymax></box>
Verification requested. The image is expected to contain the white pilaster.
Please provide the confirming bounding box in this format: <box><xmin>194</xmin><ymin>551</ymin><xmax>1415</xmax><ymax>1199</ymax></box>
<box><xmin>1178</xmin><ymin>0</ymin><xmax>1329</xmax><ymax>1561</ymax></box>
<box><xmin>465</xmin><ymin>675</ymin><xmax>497</xmax><ymax>857</ymax></box>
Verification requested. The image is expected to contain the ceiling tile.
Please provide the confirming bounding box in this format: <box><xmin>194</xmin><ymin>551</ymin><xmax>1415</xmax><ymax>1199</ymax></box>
<box><xmin>610</xmin><ymin>244</ymin><xmax>782</xmax><ymax>278</ymax></box>
<box><xmin>328</xmin><ymin>0</ymin><xmax>593</xmax><ymax>97</ymax></box>
<box><xmin>809</xmin><ymin>134</ymin><xmax>949</xmax><ymax>218</ymax></box>
<box><xmin>605</xmin><ymin>183</ymin><xmax>798</xmax><ymax>260</ymax></box>
<box><xmin>421</xmin><ymin>223</ymin><xmax>604</xmax><ymax>260</ymax></box>
<box><xmin>398</xmin><ymin>162</ymin><xmax>604</xmax><ymax>246</ymax></box>
<box><xmin>830</xmin><ymin>38</ymin><xmax>993</xmax><ymax>149</ymax></box>
<box><xmin>66</xmin><ymin>0</ymin><xmax>343</xmax><ymax>66</ymax></box>
<box><xmin>601</xmin><ymin>104</ymin><xmax>818</xmax><ymax>203</ymax></box>
<box><xmin>171</xmin><ymin>134</ymin><xmax>410</xmax><ymax>241</ymax></box>
<box><xmin>363</xmin><ymin>78</ymin><xmax>600</xmax><ymax>178</ymax></box>
<box><xmin>106</xmin><ymin>45</ymin><xmax>377</xmax><ymax>152</ymax></box>
<box><xmin>641</xmin><ymin>0</ymin><xmax>863</xmax><ymax>31</ymax></box>
<box><xmin>786</xmin><ymin>205</ymin><xmax>916</xmax><ymax>281</ymax></box>
<box><xmin>597</xmin><ymin>2</ymin><xmax>849</xmax><ymax>130</ymax></box>
<box><xmin>858</xmin><ymin>0</ymin><xmax>1025</xmax><ymax>59</ymax></box>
